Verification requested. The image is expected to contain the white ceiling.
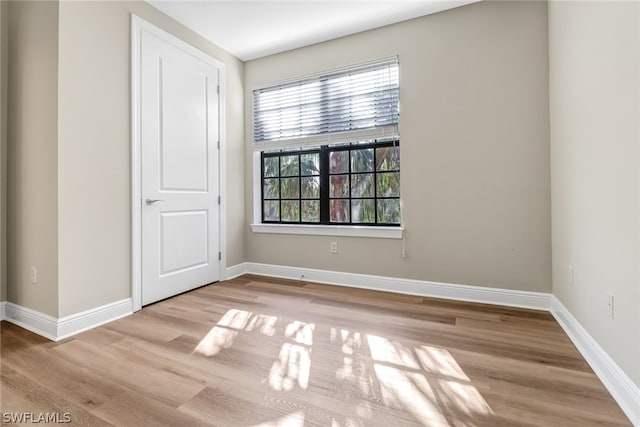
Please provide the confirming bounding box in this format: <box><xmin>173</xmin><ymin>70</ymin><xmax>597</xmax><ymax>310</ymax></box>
<box><xmin>146</xmin><ymin>0</ymin><xmax>480</xmax><ymax>61</ymax></box>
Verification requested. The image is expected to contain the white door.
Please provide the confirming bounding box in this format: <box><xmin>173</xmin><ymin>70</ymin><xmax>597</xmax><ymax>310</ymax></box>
<box><xmin>140</xmin><ymin>29</ymin><xmax>220</xmax><ymax>305</ymax></box>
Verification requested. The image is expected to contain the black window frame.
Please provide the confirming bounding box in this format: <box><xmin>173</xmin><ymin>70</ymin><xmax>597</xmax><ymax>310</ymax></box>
<box><xmin>261</xmin><ymin>140</ymin><xmax>400</xmax><ymax>226</ymax></box>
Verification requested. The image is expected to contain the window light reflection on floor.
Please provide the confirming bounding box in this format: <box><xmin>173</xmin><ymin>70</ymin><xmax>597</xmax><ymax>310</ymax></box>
<box><xmin>193</xmin><ymin>309</ymin><xmax>253</xmax><ymax>356</ymax></box>
<box><xmin>194</xmin><ymin>309</ymin><xmax>493</xmax><ymax>426</ymax></box>
<box><xmin>366</xmin><ymin>334</ymin><xmax>493</xmax><ymax>423</ymax></box>
<box><xmin>269</xmin><ymin>320</ymin><xmax>315</xmax><ymax>390</ymax></box>
<box><xmin>249</xmin><ymin>410</ymin><xmax>305</xmax><ymax>427</ymax></box>
<box><xmin>269</xmin><ymin>342</ymin><xmax>311</xmax><ymax>391</ymax></box>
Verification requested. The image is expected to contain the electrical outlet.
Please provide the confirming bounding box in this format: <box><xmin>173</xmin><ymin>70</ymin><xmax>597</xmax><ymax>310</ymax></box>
<box><xmin>568</xmin><ymin>265</ymin><xmax>574</xmax><ymax>285</ymax></box>
<box><xmin>607</xmin><ymin>293</ymin><xmax>614</xmax><ymax>319</ymax></box>
<box><xmin>30</xmin><ymin>267</ymin><xmax>37</xmax><ymax>285</ymax></box>
<box><xmin>330</xmin><ymin>242</ymin><xmax>338</xmax><ymax>254</ymax></box>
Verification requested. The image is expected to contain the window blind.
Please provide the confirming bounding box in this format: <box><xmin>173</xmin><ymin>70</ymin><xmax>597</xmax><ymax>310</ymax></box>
<box><xmin>253</xmin><ymin>57</ymin><xmax>399</xmax><ymax>151</ymax></box>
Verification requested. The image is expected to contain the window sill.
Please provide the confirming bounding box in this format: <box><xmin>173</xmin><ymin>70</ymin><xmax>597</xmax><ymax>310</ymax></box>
<box><xmin>251</xmin><ymin>223</ymin><xmax>403</xmax><ymax>239</ymax></box>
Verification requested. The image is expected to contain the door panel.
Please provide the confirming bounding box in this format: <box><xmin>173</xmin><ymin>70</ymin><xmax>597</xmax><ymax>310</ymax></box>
<box><xmin>141</xmin><ymin>30</ymin><xmax>220</xmax><ymax>305</ymax></box>
<box><xmin>160</xmin><ymin>59</ymin><xmax>209</xmax><ymax>192</ymax></box>
<box><xmin>160</xmin><ymin>211</ymin><xmax>209</xmax><ymax>276</ymax></box>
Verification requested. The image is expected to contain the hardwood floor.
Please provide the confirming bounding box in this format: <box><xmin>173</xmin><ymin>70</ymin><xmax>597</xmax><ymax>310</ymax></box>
<box><xmin>0</xmin><ymin>274</ymin><xmax>632</xmax><ymax>426</ymax></box>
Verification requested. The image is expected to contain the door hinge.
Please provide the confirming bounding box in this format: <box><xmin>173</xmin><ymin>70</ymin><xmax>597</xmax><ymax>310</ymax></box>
<box><xmin>218</xmin><ymin>196</ymin><xmax>221</xmax><ymax>205</ymax></box>
<box><xmin>218</xmin><ymin>252</ymin><xmax>222</xmax><ymax>261</ymax></box>
<box><xmin>217</xmin><ymin>85</ymin><xmax>220</xmax><ymax>94</ymax></box>
<box><xmin>217</xmin><ymin>140</ymin><xmax>220</xmax><ymax>149</ymax></box>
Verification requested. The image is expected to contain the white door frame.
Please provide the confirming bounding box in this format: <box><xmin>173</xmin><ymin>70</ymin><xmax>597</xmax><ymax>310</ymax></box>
<box><xmin>131</xmin><ymin>15</ymin><xmax>227</xmax><ymax>312</ymax></box>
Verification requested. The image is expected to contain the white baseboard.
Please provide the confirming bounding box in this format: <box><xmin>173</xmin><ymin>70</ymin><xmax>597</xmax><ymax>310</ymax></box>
<box><xmin>3</xmin><ymin>302</ymin><xmax>58</xmax><ymax>341</ymax></box>
<box><xmin>0</xmin><ymin>301</ymin><xmax>6</xmax><ymax>321</ymax></box>
<box><xmin>551</xmin><ymin>297</ymin><xmax>640</xmax><ymax>426</ymax></box>
<box><xmin>57</xmin><ymin>299</ymin><xmax>132</xmax><ymax>341</ymax></box>
<box><xmin>225</xmin><ymin>263</ymin><xmax>248</xmax><ymax>280</ymax></box>
<box><xmin>1</xmin><ymin>299</ymin><xmax>132</xmax><ymax>342</ymax></box>
<box><xmin>232</xmin><ymin>262</ymin><xmax>550</xmax><ymax>310</ymax></box>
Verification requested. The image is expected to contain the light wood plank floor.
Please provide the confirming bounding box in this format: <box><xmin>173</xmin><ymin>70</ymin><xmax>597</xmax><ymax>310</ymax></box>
<box><xmin>1</xmin><ymin>275</ymin><xmax>632</xmax><ymax>426</ymax></box>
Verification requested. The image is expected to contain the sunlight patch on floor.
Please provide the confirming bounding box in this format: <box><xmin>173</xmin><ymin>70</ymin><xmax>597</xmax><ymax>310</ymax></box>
<box><xmin>250</xmin><ymin>411</ymin><xmax>305</xmax><ymax>427</ymax></box>
<box><xmin>437</xmin><ymin>378</ymin><xmax>491</xmax><ymax>417</ymax></box>
<box><xmin>285</xmin><ymin>321</ymin><xmax>315</xmax><ymax>345</ymax></box>
<box><xmin>194</xmin><ymin>309</ymin><xmax>281</xmax><ymax>356</ymax></box>
<box><xmin>194</xmin><ymin>309</ymin><xmax>253</xmax><ymax>356</ymax></box>
<box><xmin>374</xmin><ymin>363</ymin><xmax>450</xmax><ymax>426</ymax></box>
<box><xmin>218</xmin><ymin>309</ymin><xmax>253</xmax><ymax>329</ymax></box>
<box><xmin>334</xmin><ymin>328</ymin><xmax>362</xmax><ymax>382</ymax></box>
<box><xmin>193</xmin><ymin>308</ymin><xmax>492</xmax><ymax>426</ymax></box>
<box><xmin>246</xmin><ymin>314</ymin><xmax>279</xmax><ymax>337</ymax></box>
<box><xmin>269</xmin><ymin>342</ymin><xmax>312</xmax><ymax>390</ymax></box>
<box><xmin>367</xmin><ymin>335</ymin><xmax>421</xmax><ymax>370</ymax></box>
<box><xmin>415</xmin><ymin>345</ymin><xmax>469</xmax><ymax>382</ymax></box>
<box><xmin>331</xmin><ymin>417</ymin><xmax>366</xmax><ymax>427</ymax></box>
<box><xmin>193</xmin><ymin>326</ymin><xmax>239</xmax><ymax>356</ymax></box>
<box><xmin>366</xmin><ymin>334</ymin><xmax>493</xmax><ymax>425</ymax></box>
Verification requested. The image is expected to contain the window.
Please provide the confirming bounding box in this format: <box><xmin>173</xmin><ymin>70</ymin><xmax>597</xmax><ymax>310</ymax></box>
<box><xmin>253</xmin><ymin>58</ymin><xmax>400</xmax><ymax>228</ymax></box>
<box><xmin>261</xmin><ymin>142</ymin><xmax>400</xmax><ymax>225</ymax></box>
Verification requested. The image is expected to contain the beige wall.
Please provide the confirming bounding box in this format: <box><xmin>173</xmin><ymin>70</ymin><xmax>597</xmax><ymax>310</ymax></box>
<box><xmin>244</xmin><ymin>1</ymin><xmax>551</xmax><ymax>292</ymax></box>
<box><xmin>56</xmin><ymin>1</ymin><xmax>244</xmax><ymax>316</ymax></box>
<box><xmin>6</xmin><ymin>1</ymin><xmax>59</xmax><ymax>317</ymax></box>
<box><xmin>549</xmin><ymin>1</ymin><xmax>640</xmax><ymax>387</ymax></box>
<box><xmin>0</xmin><ymin>1</ymin><xmax>7</xmax><ymax>302</ymax></box>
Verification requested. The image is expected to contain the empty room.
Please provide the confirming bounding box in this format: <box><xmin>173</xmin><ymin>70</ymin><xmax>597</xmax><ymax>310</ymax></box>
<box><xmin>0</xmin><ymin>0</ymin><xmax>638</xmax><ymax>425</ymax></box>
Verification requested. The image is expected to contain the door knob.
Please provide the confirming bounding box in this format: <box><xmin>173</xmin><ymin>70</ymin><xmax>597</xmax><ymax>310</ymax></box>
<box><xmin>145</xmin><ymin>198</ymin><xmax>165</xmax><ymax>205</ymax></box>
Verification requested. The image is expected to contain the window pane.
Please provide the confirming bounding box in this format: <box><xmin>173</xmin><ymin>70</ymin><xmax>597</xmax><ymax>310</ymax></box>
<box><xmin>351</xmin><ymin>148</ymin><xmax>374</xmax><ymax>172</ymax></box>
<box><xmin>351</xmin><ymin>173</ymin><xmax>374</xmax><ymax>198</ymax></box>
<box><xmin>261</xmin><ymin>142</ymin><xmax>400</xmax><ymax>227</ymax></box>
<box><xmin>329</xmin><ymin>174</ymin><xmax>349</xmax><ymax>198</ymax></box>
<box><xmin>330</xmin><ymin>200</ymin><xmax>350</xmax><ymax>223</ymax></box>
<box><xmin>377</xmin><ymin>199</ymin><xmax>400</xmax><ymax>224</ymax></box>
<box><xmin>263</xmin><ymin>178</ymin><xmax>279</xmax><ymax>199</ymax></box>
<box><xmin>281</xmin><ymin>177</ymin><xmax>300</xmax><ymax>199</ymax></box>
<box><xmin>301</xmin><ymin>153</ymin><xmax>320</xmax><ymax>176</ymax></box>
<box><xmin>280</xmin><ymin>155</ymin><xmax>299</xmax><ymax>177</ymax></box>
<box><xmin>281</xmin><ymin>201</ymin><xmax>300</xmax><ymax>222</ymax></box>
<box><xmin>301</xmin><ymin>176</ymin><xmax>319</xmax><ymax>199</ymax></box>
<box><xmin>352</xmin><ymin>199</ymin><xmax>375</xmax><ymax>223</ymax></box>
<box><xmin>263</xmin><ymin>157</ymin><xmax>279</xmax><ymax>177</ymax></box>
<box><xmin>376</xmin><ymin>172</ymin><xmax>400</xmax><ymax>197</ymax></box>
<box><xmin>376</xmin><ymin>146</ymin><xmax>400</xmax><ymax>171</ymax></box>
<box><xmin>329</xmin><ymin>151</ymin><xmax>348</xmax><ymax>173</ymax></box>
<box><xmin>263</xmin><ymin>201</ymin><xmax>279</xmax><ymax>221</ymax></box>
<box><xmin>302</xmin><ymin>200</ymin><xmax>320</xmax><ymax>222</ymax></box>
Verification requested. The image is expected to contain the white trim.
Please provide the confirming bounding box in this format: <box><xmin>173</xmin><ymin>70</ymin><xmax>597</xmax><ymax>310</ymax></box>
<box><xmin>130</xmin><ymin>15</ymin><xmax>227</xmax><ymax>309</ymax></box>
<box><xmin>551</xmin><ymin>296</ymin><xmax>640</xmax><ymax>426</ymax></box>
<box><xmin>218</xmin><ymin>61</ymin><xmax>228</xmax><ymax>280</ymax></box>
<box><xmin>56</xmin><ymin>299</ymin><xmax>133</xmax><ymax>341</ymax></box>
<box><xmin>2</xmin><ymin>299</ymin><xmax>133</xmax><ymax>342</ymax></box>
<box><xmin>3</xmin><ymin>302</ymin><xmax>57</xmax><ymax>341</ymax></box>
<box><xmin>0</xmin><ymin>301</ymin><xmax>6</xmax><ymax>321</ymax></box>
<box><xmin>240</xmin><ymin>262</ymin><xmax>550</xmax><ymax>310</ymax></box>
<box><xmin>226</xmin><ymin>263</ymin><xmax>248</xmax><ymax>280</ymax></box>
<box><xmin>252</xmin><ymin>152</ymin><xmax>261</xmax><ymax>226</ymax></box>
<box><xmin>131</xmin><ymin>15</ymin><xmax>142</xmax><ymax>312</ymax></box>
<box><xmin>251</xmin><ymin>223</ymin><xmax>404</xmax><ymax>239</ymax></box>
